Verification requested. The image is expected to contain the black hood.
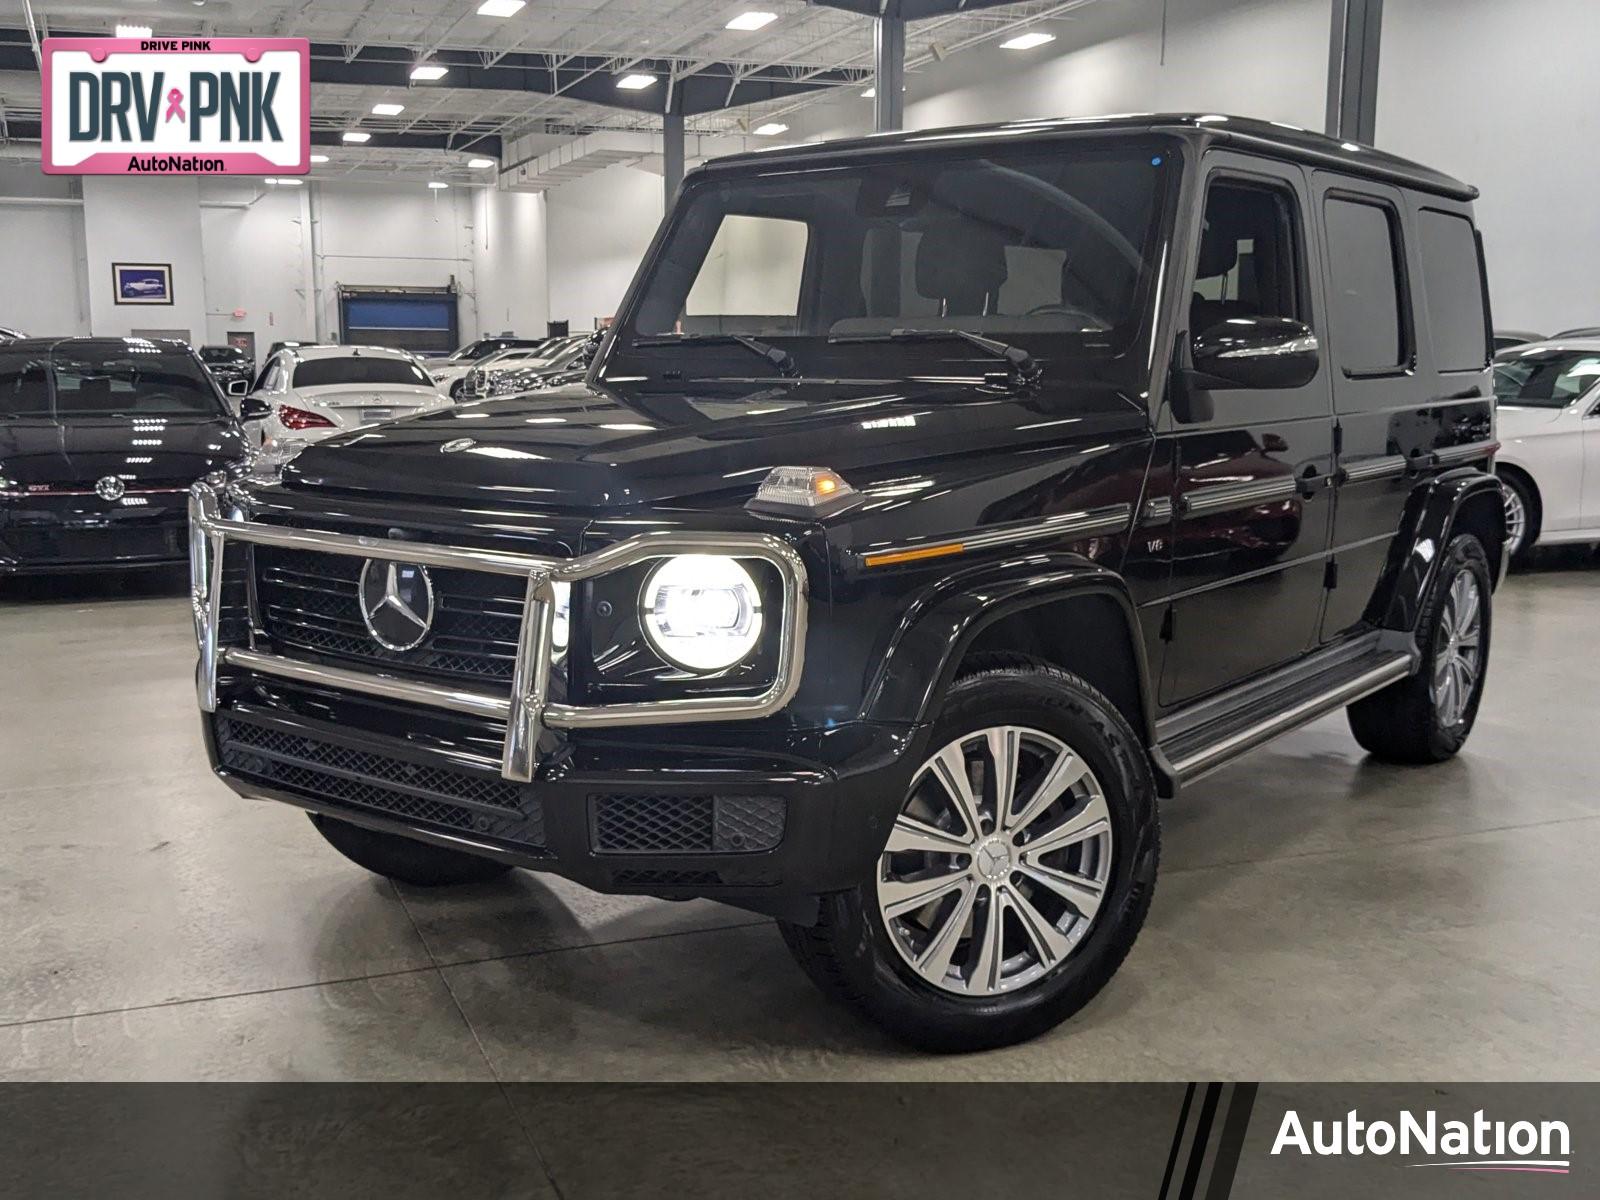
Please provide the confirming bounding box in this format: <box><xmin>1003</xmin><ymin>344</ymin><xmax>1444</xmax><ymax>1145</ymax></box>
<box><xmin>279</xmin><ymin>376</ymin><xmax>1148</xmax><ymax>512</ymax></box>
<box><xmin>0</xmin><ymin>414</ymin><xmax>249</xmax><ymax>487</ymax></box>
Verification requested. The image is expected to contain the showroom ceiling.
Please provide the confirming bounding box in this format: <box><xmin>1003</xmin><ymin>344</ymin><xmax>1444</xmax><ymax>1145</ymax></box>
<box><xmin>0</xmin><ymin>0</ymin><xmax>1093</xmax><ymax>181</ymax></box>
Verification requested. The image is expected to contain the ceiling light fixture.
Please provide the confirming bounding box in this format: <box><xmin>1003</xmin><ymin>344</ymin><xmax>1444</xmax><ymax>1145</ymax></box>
<box><xmin>467</xmin><ymin>157</ymin><xmax>496</xmax><ymax>169</ymax></box>
<box><xmin>371</xmin><ymin>102</ymin><xmax>405</xmax><ymax>116</ymax></box>
<box><xmin>753</xmin><ymin>122</ymin><xmax>789</xmax><ymax>136</ymax></box>
<box><xmin>861</xmin><ymin>87</ymin><xmax>875</xmax><ymax>98</ymax></box>
<box><xmin>428</xmin><ymin>181</ymin><xmax>450</xmax><ymax>189</ymax></box>
<box><xmin>310</xmin><ymin>154</ymin><xmax>329</xmax><ymax>163</ymax></box>
<box><xmin>1000</xmin><ymin>31</ymin><xmax>1055</xmax><ymax>50</ymax></box>
<box><xmin>615</xmin><ymin>73</ymin><xmax>657</xmax><ymax>90</ymax></box>
<box><xmin>725</xmin><ymin>11</ymin><xmax>776</xmax><ymax>30</ymax></box>
<box><xmin>410</xmin><ymin>63</ymin><xmax>449</xmax><ymax>81</ymax></box>
<box><xmin>342</xmin><ymin>130</ymin><xmax>371</xmax><ymax>143</ymax></box>
<box><xmin>273</xmin><ymin>177</ymin><xmax>303</xmax><ymax>186</ymax></box>
<box><xmin>115</xmin><ymin>24</ymin><xmax>152</xmax><ymax>38</ymax></box>
<box><xmin>476</xmin><ymin>0</ymin><xmax>526</xmax><ymax>15</ymax></box>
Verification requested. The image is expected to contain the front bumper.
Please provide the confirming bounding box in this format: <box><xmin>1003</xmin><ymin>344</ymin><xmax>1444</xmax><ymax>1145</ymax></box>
<box><xmin>1</xmin><ymin>492</ymin><xmax>190</xmax><ymax>573</ymax></box>
<box><xmin>203</xmin><ymin>690</ymin><xmax>919</xmax><ymax>916</ymax></box>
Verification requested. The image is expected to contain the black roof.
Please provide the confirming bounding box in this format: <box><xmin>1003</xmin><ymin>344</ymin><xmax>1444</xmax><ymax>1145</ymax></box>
<box><xmin>703</xmin><ymin>113</ymin><xmax>1476</xmax><ymax>202</ymax></box>
<box><xmin>3</xmin><ymin>336</ymin><xmax>195</xmax><ymax>353</ymax></box>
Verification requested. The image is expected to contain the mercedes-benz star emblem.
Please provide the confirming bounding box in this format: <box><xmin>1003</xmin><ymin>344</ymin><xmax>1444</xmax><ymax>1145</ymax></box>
<box><xmin>95</xmin><ymin>475</ymin><xmax>126</xmax><ymax>501</ymax></box>
<box><xmin>440</xmin><ymin>437</ymin><xmax>476</xmax><ymax>454</ymax></box>
<box><xmin>358</xmin><ymin>560</ymin><xmax>435</xmax><ymax>652</ymax></box>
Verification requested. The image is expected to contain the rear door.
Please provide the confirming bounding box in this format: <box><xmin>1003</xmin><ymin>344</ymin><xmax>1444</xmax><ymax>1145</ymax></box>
<box><xmin>1158</xmin><ymin>152</ymin><xmax>1336</xmax><ymax>706</ymax></box>
<box><xmin>1314</xmin><ymin>180</ymin><xmax>1494</xmax><ymax>640</ymax></box>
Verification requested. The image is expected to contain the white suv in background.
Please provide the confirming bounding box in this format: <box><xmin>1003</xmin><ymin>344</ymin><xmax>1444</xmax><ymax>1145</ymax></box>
<box><xmin>1492</xmin><ymin>338</ymin><xmax>1600</xmax><ymax>558</ymax></box>
<box><xmin>244</xmin><ymin>344</ymin><xmax>451</xmax><ymax>450</ymax></box>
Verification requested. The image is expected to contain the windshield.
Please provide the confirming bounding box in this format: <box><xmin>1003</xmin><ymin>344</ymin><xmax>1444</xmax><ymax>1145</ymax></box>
<box><xmin>292</xmin><ymin>356</ymin><xmax>433</xmax><ymax>388</ymax></box>
<box><xmin>0</xmin><ymin>344</ymin><xmax>224</xmax><ymax>418</ymax></box>
<box><xmin>1493</xmin><ymin>349</ymin><xmax>1600</xmax><ymax>408</ymax></box>
<box><xmin>200</xmin><ymin>346</ymin><xmax>244</xmax><ymax>363</ymax></box>
<box><xmin>614</xmin><ymin>136</ymin><xmax>1174</xmax><ymax>381</ymax></box>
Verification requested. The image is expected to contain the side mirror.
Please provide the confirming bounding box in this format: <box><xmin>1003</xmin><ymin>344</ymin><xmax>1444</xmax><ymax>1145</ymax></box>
<box><xmin>239</xmin><ymin>395</ymin><xmax>271</xmax><ymax>421</ymax></box>
<box><xmin>1191</xmin><ymin>317</ymin><xmax>1320</xmax><ymax>391</ymax></box>
<box><xmin>227</xmin><ymin>378</ymin><xmax>249</xmax><ymax>397</ymax></box>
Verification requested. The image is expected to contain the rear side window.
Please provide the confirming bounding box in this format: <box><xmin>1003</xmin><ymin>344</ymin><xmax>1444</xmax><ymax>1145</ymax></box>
<box><xmin>1323</xmin><ymin>196</ymin><xmax>1407</xmax><ymax>373</ymax></box>
<box><xmin>1417</xmin><ymin>208</ymin><xmax>1489</xmax><ymax>371</ymax></box>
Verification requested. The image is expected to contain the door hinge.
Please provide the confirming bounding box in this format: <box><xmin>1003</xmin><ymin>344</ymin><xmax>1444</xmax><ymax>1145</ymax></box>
<box><xmin>1324</xmin><ymin>559</ymin><xmax>1339</xmax><ymax>590</ymax></box>
<box><xmin>1159</xmin><ymin>606</ymin><xmax>1175</xmax><ymax>641</ymax></box>
<box><xmin>1333</xmin><ymin>421</ymin><xmax>1344</xmax><ymax>456</ymax></box>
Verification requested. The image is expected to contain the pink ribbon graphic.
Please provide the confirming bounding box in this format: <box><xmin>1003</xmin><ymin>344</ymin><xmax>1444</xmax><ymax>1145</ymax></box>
<box><xmin>164</xmin><ymin>88</ymin><xmax>185</xmax><ymax>123</ymax></box>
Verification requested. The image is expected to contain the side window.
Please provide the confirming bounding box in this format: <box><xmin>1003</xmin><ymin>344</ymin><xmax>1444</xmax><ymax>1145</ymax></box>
<box><xmin>1417</xmin><ymin>208</ymin><xmax>1490</xmax><ymax>372</ymax></box>
<box><xmin>1190</xmin><ymin>179</ymin><xmax>1304</xmax><ymax>337</ymax></box>
<box><xmin>682</xmin><ymin>214</ymin><xmax>808</xmax><ymax>334</ymax></box>
<box><xmin>1323</xmin><ymin>195</ymin><xmax>1407</xmax><ymax>373</ymax></box>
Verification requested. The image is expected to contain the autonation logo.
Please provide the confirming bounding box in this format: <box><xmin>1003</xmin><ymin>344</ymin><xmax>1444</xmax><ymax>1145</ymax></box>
<box><xmin>1272</xmin><ymin>1108</ymin><xmax>1572</xmax><ymax>1175</ymax></box>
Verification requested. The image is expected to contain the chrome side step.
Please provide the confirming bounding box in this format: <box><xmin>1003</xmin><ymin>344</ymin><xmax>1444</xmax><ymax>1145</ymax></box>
<box><xmin>1157</xmin><ymin>641</ymin><xmax>1417</xmax><ymax>789</ymax></box>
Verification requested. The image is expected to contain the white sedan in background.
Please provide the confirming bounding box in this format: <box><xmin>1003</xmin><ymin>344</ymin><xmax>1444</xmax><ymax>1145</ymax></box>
<box><xmin>1492</xmin><ymin>338</ymin><xmax>1600</xmax><ymax>559</ymax></box>
<box><xmin>244</xmin><ymin>344</ymin><xmax>451</xmax><ymax>449</ymax></box>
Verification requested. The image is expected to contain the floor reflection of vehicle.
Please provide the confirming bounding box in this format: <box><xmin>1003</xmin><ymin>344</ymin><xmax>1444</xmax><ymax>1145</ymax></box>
<box><xmin>0</xmin><ymin>337</ymin><xmax>250</xmax><ymax>573</ymax></box>
<box><xmin>243</xmin><ymin>344</ymin><xmax>451</xmax><ymax>449</ymax></box>
<box><xmin>1492</xmin><ymin>338</ymin><xmax>1600</xmax><ymax>558</ymax></box>
<box><xmin>187</xmin><ymin>115</ymin><xmax>1506</xmax><ymax>1054</ymax></box>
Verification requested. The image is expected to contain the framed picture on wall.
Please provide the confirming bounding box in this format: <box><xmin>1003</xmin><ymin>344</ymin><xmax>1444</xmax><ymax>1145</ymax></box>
<box><xmin>112</xmin><ymin>263</ymin><xmax>173</xmax><ymax>306</ymax></box>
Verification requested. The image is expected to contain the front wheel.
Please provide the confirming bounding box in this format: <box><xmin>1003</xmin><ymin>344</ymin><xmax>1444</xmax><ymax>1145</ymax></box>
<box><xmin>780</xmin><ymin>664</ymin><xmax>1159</xmax><ymax>1052</ymax></box>
<box><xmin>1347</xmin><ymin>533</ymin><xmax>1492</xmax><ymax>763</ymax></box>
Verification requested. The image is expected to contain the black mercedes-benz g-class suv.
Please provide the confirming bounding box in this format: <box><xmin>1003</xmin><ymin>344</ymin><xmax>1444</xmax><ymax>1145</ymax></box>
<box><xmin>189</xmin><ymin>115</ymin><xmax>1504</xmax><ymax>1051</ymax></box>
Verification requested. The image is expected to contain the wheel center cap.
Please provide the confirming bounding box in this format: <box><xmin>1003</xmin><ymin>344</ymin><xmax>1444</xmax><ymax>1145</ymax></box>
<box><xmin>974</xmin><ymin>837</ymin><xmax>1012</xmax><ymax>881</ymax></box>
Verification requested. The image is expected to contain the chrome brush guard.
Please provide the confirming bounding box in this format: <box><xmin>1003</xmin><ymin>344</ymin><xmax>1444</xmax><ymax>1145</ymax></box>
<box><xmin>188</xmin><ymin>484</ymin><xmax>808</xmax><ymax>783</ymax></box>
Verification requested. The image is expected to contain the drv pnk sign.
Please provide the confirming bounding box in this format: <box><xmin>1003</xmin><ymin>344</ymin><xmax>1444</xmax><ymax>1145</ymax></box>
<box><xmin>42</xmin><ymin>37</ymin><xmax>309</xmax><ymax>175</ymax></box>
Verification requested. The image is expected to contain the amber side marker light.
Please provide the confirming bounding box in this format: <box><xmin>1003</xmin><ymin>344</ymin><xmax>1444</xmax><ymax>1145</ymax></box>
<box><xmin>863</xmin><ymin>542</ymin><xmax>966</xmax><ymax>568</ymax></box>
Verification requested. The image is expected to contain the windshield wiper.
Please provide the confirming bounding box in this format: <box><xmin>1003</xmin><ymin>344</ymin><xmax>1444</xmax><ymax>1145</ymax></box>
<box><xmin>633</xmin><ymin>333</ymin><xmax>799</xmax><ymax>378</ymax></box>
<box><xmin>827</xmin><ymin>328</ymin><xmax>1042</xmax><ymax>387</ymax></box>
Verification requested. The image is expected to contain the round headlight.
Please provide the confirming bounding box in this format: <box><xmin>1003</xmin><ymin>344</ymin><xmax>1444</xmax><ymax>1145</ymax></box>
<box><xmin>640</xmin><ymin>554</ymin><xmax>763</xmax><ymax>672</ymax></box>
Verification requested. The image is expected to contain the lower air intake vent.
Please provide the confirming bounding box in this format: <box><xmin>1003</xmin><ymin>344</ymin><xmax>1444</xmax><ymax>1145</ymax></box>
<box><xmin>216</xmin><ymin>715</ymin><xmax>545</xmax><ymax>850</ymax></box>
<box><xmin>589</xmin><ymin>793</ymin><xmax>786</xmax><ymax>855</ymax></box>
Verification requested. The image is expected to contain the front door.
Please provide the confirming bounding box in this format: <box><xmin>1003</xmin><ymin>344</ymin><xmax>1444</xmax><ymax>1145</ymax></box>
<box><xmin>1158</xmin><ymin>154</ymin><xmax>1336</xmax><ymax>707</ymax></box>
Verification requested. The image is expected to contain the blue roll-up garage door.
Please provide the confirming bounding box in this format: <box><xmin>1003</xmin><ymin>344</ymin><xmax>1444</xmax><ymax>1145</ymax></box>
<box><xmin>338</xmin><ymin>286</ymin><xmax>458</xmax><ymax>356</ymax></box>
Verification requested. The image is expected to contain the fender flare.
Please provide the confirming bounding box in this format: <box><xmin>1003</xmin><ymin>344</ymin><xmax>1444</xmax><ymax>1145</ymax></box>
<box><xmin>857</xmin><ymin>554</ymin><xmax>1158</xmax><ymax>741</ymax></box>
<box><xmin>1374</xmin><ymin>467</ymin><xmax>1506</xmax><ymax>632</ymax></box>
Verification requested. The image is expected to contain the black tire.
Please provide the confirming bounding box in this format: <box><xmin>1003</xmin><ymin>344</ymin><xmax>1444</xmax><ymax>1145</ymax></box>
<box><xmin>1498</xmin><ymin>469</ymin><xmax>1540</xmax><ymax>565</ymax></box>
<box><xmin>779</xmin><ymin>664</ymin><xmax>1159</xmax><ymax>1052</ymax></box>
<box><xmin>309</xmin><ymin>813</ymin><xmax>512</xmax><ymax>887</ymax></box>
<box><xmin>1347</xmin><ymin>533</ymin><xmax>1492</xmax><ymax>764</ymax></box>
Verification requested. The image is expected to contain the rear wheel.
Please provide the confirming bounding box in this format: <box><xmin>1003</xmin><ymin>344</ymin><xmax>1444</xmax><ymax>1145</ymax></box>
<box><xmin>1347</xmin><ymin>533</ymin><xmax>1492</xmax><ymax>763</ymax></box>
<box><xmin>1498</xmin><ymin>470</ymin><xmax>1540</xmax><ymax>563</ymax></box>
<box><xmin>309</xmin><ymin>813</ymin><xmax>512</xmax><ymax>887</ymax></box>
<box><xmin>779</xmin><ymin>664</ymin><xmax>1158</xmax><ymax>1052</ymax></box>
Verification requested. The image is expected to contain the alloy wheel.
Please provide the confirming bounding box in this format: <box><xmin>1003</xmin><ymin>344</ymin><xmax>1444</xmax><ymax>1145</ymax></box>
<box><xmin>1502</xmin><ymin>485</ymin><xmax>1527</xmax><ymax>557</ymax></box>
<box><xmin>875</xmin><ymin>726</ymin><xmax>1114</xmax><ymax>997</ymax></box>
<box><xmin>1432</xmin><ymin>571</ymin><xmax>1483</xmax><ymax>727</ymax></box>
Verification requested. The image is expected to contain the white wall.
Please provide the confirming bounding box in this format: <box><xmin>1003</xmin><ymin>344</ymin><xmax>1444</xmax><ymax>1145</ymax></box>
<box><xmin>0</xmin><ymin>163</ymin><xmax>90</xmax><ymax>336</ymax></box>
<box><xmin>1377</xmin><ymin>0</ymin><xmax>1600</xmax><ymax>333</ymax></box>
<box><xmin>0</xmin><ymin>162</ymin><xmax>549</xmax><ymax>362</ymax></box>
<box><xmin>80</xmin><ymin>175</ymin><xmax>210</xmax><ymax>341</ymax></box>
<box><xmin>786</xmin><ymin>0</ymin><xmax>1332</xmax><ymax>142</ymax></box>
<box><xmin>545</xmin><ymin>163</ymin><xmax>663</xmax><ymax>331</ymax></box>
<box><xmin>471</xmin><ymin>186</ymin><xmax>549</xmax><ymax>338</ymax></box>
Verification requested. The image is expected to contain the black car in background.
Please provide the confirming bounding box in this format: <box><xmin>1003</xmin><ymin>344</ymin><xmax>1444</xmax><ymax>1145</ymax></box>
<box><xmin>198</xmin><ymin>344</ymin><xmax>255</xmax><ymax>393</ymax></box>
<box><xmin>0</xmin><ymin>337</ymin><xmax>250</xmax><ymax>574</ymax></box>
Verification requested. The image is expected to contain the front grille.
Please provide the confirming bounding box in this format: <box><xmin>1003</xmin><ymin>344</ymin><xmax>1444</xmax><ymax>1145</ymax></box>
<box><xmin>216</xmin><ymin>715</ymin><xmax>545</xmax><ymax>848</ymax></box>
<box><xmin>611</xmin><ymin>869</ymin><xmax>724</xmax><ymax>888</ymax></box>
<box><xmin>589</xmin><ymin>793</ymin><xmax>785</xmax><ymax>855</ymax></box>
<box><xmin>253</xmin><ymin>545</ymin><xmax>525</xmax><ymax>682</ymax></box>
